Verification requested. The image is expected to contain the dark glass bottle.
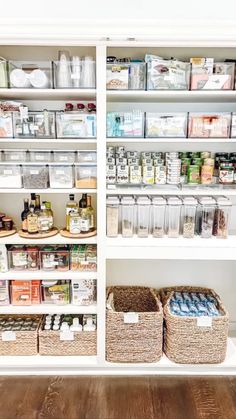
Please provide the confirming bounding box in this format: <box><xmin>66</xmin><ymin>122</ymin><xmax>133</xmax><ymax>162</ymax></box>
<box><xmin>21</xmin><ymin>199</ymin><xmax>29</xmax><ymax>232</ymax></box>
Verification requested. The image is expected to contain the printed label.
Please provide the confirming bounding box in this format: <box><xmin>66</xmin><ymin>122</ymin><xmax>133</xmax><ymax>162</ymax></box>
<box><xmin>2</xmin><ymin>331</ymin><xmax>16</xmax><ymax>341</ymax></box>
<box><xmin>124</xmin><ymin>312</ymin><xmax>139</xmax><ymax>324</ymax></box>
<box><xmin>197</xmin><ymin>317</ymin><xmax>212</xmax><ymax>327</ymax></box>
<box><xmin>60</xmin><ymin>331</ymin><xmax>74</xmax><ymax>341</ymax></box>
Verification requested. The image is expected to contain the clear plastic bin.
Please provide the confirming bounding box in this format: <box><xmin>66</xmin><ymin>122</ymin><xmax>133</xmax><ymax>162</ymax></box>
<box><xmin>230</xmin><ymin>113</ymin><xmax>236</xmax><ymax>138</ymax></box>
<box><xmin>56</xmin><ymin>111</ymin><xmax>96</xmax><ymax>138</ymax></box>
<box><xmin>77</xmin><ymin>150</ymin><xmax>97</xmax><ymax>163</ymax></box>
<box><xmin>107</xmin><ymin>111</ymin><xmax>144</xmax><ymax>137</ymax></box>
<box><xmin>152</xmin><ymin>197</ymin><xmax>166</xmax><ymax>238</ymax></box>
<box><xmin>106</xmin><ymin>196</ymin><xmax>120</xmax><ymax>237</ymax></box>
<box><xmin>22</xmin><ymin>164</ymin><xmax>49</xmax><ymax>189</ymax></box>
<box><xmin>53</xmin><ymin>151</ymin><xmax>75</xmax><ymax>163</ymax></box>
<box><xmin>3</xmin><ymin>149</ymin><xmax>28</xmax><ymax>162</ymax></box>
<box><xmin>53</xmin><ymin>59</ymin><xmax>96</xmax><ymax>88</ymax></box>
<box><xmin>75</xmin><ymin>163</ymin><xmax>97</xmax><ymax>189</ymax></box>
<box><xmin>9</xmin><ymin>61</ymin><xmax>53</xmax><ymax>88</ymax></box>
<box><xmin>213</xmin><ymin>197</ymin><xmax>232</xmax><ymax>239</ymax></box>
<box><xmin>182</xmin><ymin>197</ymin><xmax>197</xmax><ymax>238</ymax></box>
<box><xmin>145</xmin><ymin>113</ymin><xmax>188</xmax><ymax>138</ymax></box>
<box><xmin>0</xmin><ymin>59</ymin><xmax>8</xmax><ymax>88</ymax></box>
<box><xmin>167</xmin><ymin>197</ymin><xmax>182</xmax><ymax>238</ymax></box>
<box><xmin>49</xmin><ymin>164</ymin><xmax>74</xmax><ymax>188</ymax></box>
<box><xmin>191</xmin><ymin>62</ymin><xmax>235</xmax><ymax>90</ymax></box>
<box><xmin>188</xmin><ymin>113</ymin><xmax>231</xmax><ymax>138</ymax></box>
<box><xmin>106</xmin><ymin>62</ymin><xmax>146</xmax><ymax>90</ymax></box>
<box><xmin>200</xmin><ymin>198</ymin><xmax>216</xmax><ymax>238</ymax></box>
<box><xmin>0</xmin><ymin>113</ymin><xmax>13</xmax><ymax>138</ymax></box>
<box><xmin>40</xmin><ymin>248</ymin><xmax>70</xmax><ymax>271</ymax></box>
<box><xmin>121</xmin><ymin>196</ymin><xmax>135</xmax><ymax>238</ymax></box>
<box><xmin>137</xmin><ymin>196</ymin><xmax>150</xmax><ymax>238</ymax></box>
<box><xmin>29</xmin><ymin>150</ymin><xmax>52</xmax><ymax>162</ymax></box>
<box><xmin>0</xmin><ymin>164</ymin><xmax>22</xmax><ymax>188</ymax></box>
<box><xmin>146</xmin><ymin>58</ymin><xmax>190</xmax><ymax>90</ymax></box>
<box><xmin>8</xmin><ymin>247</ymin><xmax>39</xmax><ymax>271</ymax></box>
<box><xmin>13</xmin><ymin>111</ymin><xmax>56</xmax><ymax>138</ymax></box>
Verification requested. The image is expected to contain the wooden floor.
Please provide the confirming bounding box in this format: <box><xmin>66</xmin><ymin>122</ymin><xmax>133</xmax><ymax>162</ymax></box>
<box><xmin>0</xmin><ymin>376</ymin><xmax>235</xmax><ymax>419</ymax></box>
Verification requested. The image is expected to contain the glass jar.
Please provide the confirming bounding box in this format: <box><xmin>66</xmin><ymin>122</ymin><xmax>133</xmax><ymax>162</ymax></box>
<box><xmin>152</xmin><ymin>197</ymin><xmax>166</xmax><ymax>238</ymax></box>
<box><xmin>121</xmin><ymin>196</ymin><xmax>135</xmax><ymax>238</ymax></box>
<box><xmin>182</xmin><ymin>197</ymin><xmax>197</xmax><ymax>238</ymax></box>
<box><xmin>106</xmin><ymin>197</ymin><xmax>120</xmax><ymax>237</ymax></box>
<box><xmin>167</xmin><ymin>197</ymin><xmax>182</xmax><ymax>238</ymax></box>
<box><xmin>200</xmin><ymin>198</ymin><xmax>216</xmax><ymax>238</ymax></box>
<box><xmin>213</xmin><ymin>197</ymin><xmax>232</xmax><ymax>239</ymax></box>
<box><xmin>137</xmin><ymin>196</ymin><xmax>150</xmax><ymax>238</ymax></box>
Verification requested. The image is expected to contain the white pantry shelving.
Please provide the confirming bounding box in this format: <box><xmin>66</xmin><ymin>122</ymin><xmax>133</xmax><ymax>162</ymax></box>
<box><xmin>0</xmin><ymin>271</ymin><xmax>97</xmax><ymax>280</ymax></box>
<box><xmin>0</xmin><ymin>88</ymin><xmax>96</xmax><ymax>100</ymax></box>
<box><xmin>0</xmin><ymin>233</ymin><xmax>97</xmax><ymax>245</ymax></box>
<box><xmin>0</xmin><ymin>304</ymin><xmax>97</xmax><ymax>315</ymax></box>
<box><xmin>0</xmin><ymin>188</ymin><xmax>97</xmax><ymax>194</ymax></box>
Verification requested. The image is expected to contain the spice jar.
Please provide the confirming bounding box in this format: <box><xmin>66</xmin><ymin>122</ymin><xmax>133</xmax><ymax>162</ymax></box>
<box><xmin>0</xmin><ymin>213</ymin><xmax>6</xmax><ymax>229</ymax></box>
<box><xmin>26</xmin><ymin>246</ymin><xmax>39</xmax><ymax>271</ymax></box>
<box><xmin>213</xmin><ymin>197</ymin><xmax>232</xmax><ymax>239</ymax></box>
<box><xmin>167</xmin><ymin>197</ymin><xmax>182</xmax><ymax>238</ymax></box>
<box><xmin>137</xmin><ymin>196</ymin><xmax>150</xmax><ymax>238</ymax></box>
<box><xmin>2</xmin><ymin>217</ymin><xmax>13</xmax><ymax>231</ymax></box>
<box><xmin>200</xmin><ymin>198</ymin><xmax>216</xmax><ymax>238</ymax></box>
<box><xmin>152</xmin><ymin>197</ymin><xmax>166</xmax><ymax>238</ymax></box>
<box><xmin>219</xmin><ymin>163</ymin><xmax>234</xmax><ymax>184</ymax></box>
<box><xmin>182</xmin><ymin>197</ymin><xmax>197</xmax><ymax>238</ymax></box>
<box><xmin>121</xmin><ymin>196</ymin><xmax>135</xmax><ymax>238</ymax></box>
<box><xmin>106</xmin><ymin>196</ymin><xmax>119</xmax><ymax>237</ymax></box>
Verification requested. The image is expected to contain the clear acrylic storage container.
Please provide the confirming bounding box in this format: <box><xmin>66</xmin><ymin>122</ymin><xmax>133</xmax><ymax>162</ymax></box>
<box><xmin>56</xmin><ymin>111</ymin><xmax>96</xmax><ymax>138</ymax></box>
<box><xmin>167</xmin><ymin>197</ymin><xmax>182</xmax><ymax>238</ymax></box>
<box><xmin>0</xmin><ymin>58</ymin><xmax>8</xmax><ymax>88</ymax></box>
<box><xmin>29</xmin><ymin>150</ymin><xmax>52</xmax><ymax>162</ymax></box>
<box><xmin>77</xmin><ymin>150</ymin><xmax>97</xmax><ymax>163</ymax></box>
<box><xmin>9</xmin><ymin>61</ymin><xmax>53</xmax><ymax>88</ymax></box>
<box><xmin>199</xmin><ymin>197</ymin><xmax>216</xmax><ymax>238</ymax></box>
<box><xmin>182</xmin><ymin>197</ymin><xmax>197</xmax><ymax>238</ymax></box>
<box><xmin>146</xmin><ymin>58</ymin><xmax>190</xmax><ymax>90</ymax></box>
<box><xmin>191</xmin><ymin>62</ymin><xmax>235</xmax><ymax>90</ymax></box>
<box><xmin>121</xmin><ymin>196</ymin><xmax>135</xmax><ymax>238</ymax></box>
<box><xmin>13</xmin><ymin>111</ymin><xmax>56</xmax><ymax>138</ymax></box>
<box><xmin>106</xmin><ymin>196</ymin><xmax>120</xmax><ymax>237</ymax></box>
<box><xmin>106</xmin><ymin>62</ymin><xmax>146</xmax><ymax>90</ymax></box>
<box><xmin>8</xmin><ymin>246</ymin><xmax>39</xmax><ymax>271</ymax></box>
<box><xmin>75</xmin><ymin>163</ymin><xmax>97</xmax><ymax>189</ymax></box>
<box><xmin>53</xmin><ymin>58</ymin><xmax>96</xmax><ymax>88</ymax></box>
<box><xmin>0</xmin><ymin>163</ymin><xmax>22</xmax><ymax>188</ymax></box>
<box><xmin>107</xmin><ymin>111</ymin><xmax>144</xmax><ymax>137</ymax></box>
<box><xmin>0</xmin><ymin>113</ymin><xmax>13</xmax><ymax>138</ymax></box>
<box><xmin>188</xmin><ymin>113</ymin><xmax>231</xmax><ymax>138</ymax></box>
<box><xmin>40</xmin><ymin>248</ymin><xmax>70</xmax><ymax>271</ymax></box>
<box><xmin>137</xmin><ymin>196</ymin><xmax>150</xmax><ymax>238</ymax></box>
<box><xmin>3</xmin><ymin>149</ymin><xmax>27</xmax><ymax>162</ymax></box>
<box><xmin>213</xmin><ymin>197</ymin><xmax>232</xmax><ymax>239</ymax></box>
<box><xmin>49</xmin><ymin>164</ymin><xmax>74</xmax><ymax>188</ymax></box>
<box><xmin>230</xmin><ymin>113</ymin><xmax>236</xmax><ymax>138</ymax></box>
<box><xmin>152</xmin><ymin>197</ymin><xmax>166</xmax><ymax>238</ymax></box>
<box><xmin>22</xmin><ymin>164</ymin><xmax>49</xmax><ymax>189</ymax></box>
<box><xmin>53</xmin><ymin>150</ymin><xmax>75</xmax><ymax>163</ymax></box>
<box><xmin>145</xmin><ymin>113</ymin><xmax>188</xmax><ymax>138</ymax></box>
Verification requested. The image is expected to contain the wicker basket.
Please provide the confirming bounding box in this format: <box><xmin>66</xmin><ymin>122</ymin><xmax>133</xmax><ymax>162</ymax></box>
<box><xmin>0</xmin><ymin>315</ymin><xmax>41</xmax><ymax>356</ymax></box>
<box><xmin>39</xmin><ymin>316</ymin><xmax>97</xmax><ymax>356</ymax></box>
<box><xmin>162</xmin><ymin>286</ymin><xmax>229</xmax><ymax>364</ymax></box>
<box><xmin>106</xmin><ymin>286</ymin><xmax>163</xmax><ymax>363</ymax></box>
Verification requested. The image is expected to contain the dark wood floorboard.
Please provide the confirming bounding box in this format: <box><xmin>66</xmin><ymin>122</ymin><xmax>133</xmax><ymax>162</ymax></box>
<box><xmin>0</xmin><ymin>376</ymin><xmax>235</xmax><ymax>419</ymax></box>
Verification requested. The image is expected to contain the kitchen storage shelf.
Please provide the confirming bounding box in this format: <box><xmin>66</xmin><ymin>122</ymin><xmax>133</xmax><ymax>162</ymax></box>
<box><xmin>106</xmin><ymin>186</ymin><xmax>236</xmax><ymax>196</ymax></box>
<box><xmin>0</xmin><ymin>271</ymin><xmax>97</xmax><ymax>280</ymax></box>
<box><xmin>0</xmin><ymin>304</ymin><xmax>97</xmax><ymax>315</ymax></box>
<box><xmin>0</xmin><ymin>88</ymin><xmax>96</xmax><ymax>100</ymax></box>
<box><xmin>0</xmin><ymin>233</ymin><xmax>97</xmax><ymax>245</ymax></box>
<box><xmin>0</xmin><ymin>188</ymin><xmax>97</xmax><ymax>193</ymax></box>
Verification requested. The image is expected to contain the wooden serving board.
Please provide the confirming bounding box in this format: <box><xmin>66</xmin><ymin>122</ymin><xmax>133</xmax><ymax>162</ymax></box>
<box><xmin>0</xmin><ymin>229</ymin><xmax>16</xmax><ymax>238</ymax></box>
<box><xmin>59</xmin><ymin>228</ymin><xmax>97</xmax><ymax>239</ymax></box>
<box><xmin>18</xmin><ymin>228</ymin><xmax>58</xmax><ymax>239</ymax></box>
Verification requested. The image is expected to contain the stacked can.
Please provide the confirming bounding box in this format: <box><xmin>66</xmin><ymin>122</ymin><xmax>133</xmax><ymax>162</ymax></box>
<box><xmin>166</xmin><ymin>152</ymin><xmax>181</xmax><ymax>185</ymax></box>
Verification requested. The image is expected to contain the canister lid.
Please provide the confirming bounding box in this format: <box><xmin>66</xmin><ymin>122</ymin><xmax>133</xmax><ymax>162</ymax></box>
<box><xmin>152</xmin><ymin>197</ymin><xmax>166</xmax><ymax>205</ymax></box>
<box><xmin>106</xmin><ymin>196</ymin><xmax>120</xmax><ymax>205</ymax></box>
<box><xmin>216</xmin><ymin>196</ymin><xmax>232</xmax><ymax>206</ymax></box>
<box><xmin>167</xmin><ymin>197</ymin><xmax>182</xmax><ymax>205</ymax></box>
<box><xmin>183</xmin><ymin>197</ymin><xmax>198</xmax><ymax>205</ymax></box>
<box><xmin>137</xmin><ymin>196</ymin><xmax>150</xmax><ymax>205</ymax></box>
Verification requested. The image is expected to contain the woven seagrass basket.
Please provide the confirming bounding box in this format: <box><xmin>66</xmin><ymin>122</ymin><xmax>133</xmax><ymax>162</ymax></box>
<box><xmin>0</xmin><ymin>315</ymin><xmax>42</xmax><ymax>356</ymax></box>
<box><xmin>161</xmin><ymin>286</ymin><xmax>229</xmax><ymax>364</ymax></box>
<box><xmin>106</xmin><ymin>286</ymin><xmax>163</xmax><ymax>363</ymax></box>
<box><xmin>39</xmin><ymin>316</ymin><xmax>97</xmax><ymax>356</ymax></box>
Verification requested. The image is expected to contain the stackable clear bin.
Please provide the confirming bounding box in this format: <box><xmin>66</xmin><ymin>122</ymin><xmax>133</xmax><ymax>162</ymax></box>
<box><xmin>13</xmin><ymin>111</ymin><xmax>56</xmax><ymax>138</ymax></box>
<box><xmin>52</xmin><ymin>151</ymin><xmax>75</xmax><ymax>163</ymax></box>
<box><xmin>107</xmin><ymin>111</ymin><xmax>144</xmax><ymax>137</ymax></box>
<box><xmin>167</xmin><ymin>197</ymin><xmax>182</xmax><ymax>238</ymax></box>
<box><xmin>75</xmin><ymin>163</ymin><xmax>97</xmax><ymax>188</ymax></box>
<box><xmin>0</xmin><ymin>59</ymin><xmax>8</xmax><ymax>87</ymax></box>
<box><xmin>121</xmin><ymin>196</ymin><xmax>135</xmax><ymax>238</ymax></box>
<box><xmin>49</xmin><ymin>164</ymin><xmax>74</xmax><ymax>188</ymax></box>
<box><xmin>8</xmin><ymin>248</ymin><xmax>39</xmax><ymax>271</ymax></box>
<box><xmin>0</xmin><ymin>164</ymin><xmax>22</xmax><ymax>188</ymax></box>
<box><xmin>213</xmin><ymin>197</ymin><xmax>232</xmax><ymax>239</ymax></box>
<box><xmin>182</xmin><ymin>197</ymin><xmax>197</xmax><ymax>238</ymax></box>
<box><xmin>106</xmin><ymin>196</ymin><xmax>120</xmax><ymax>238</ymax></box>
<box><xmin>106</xmin><ymin>62</ymin><xmax>146</xmax><ymax>90</ymax></box>
<box><xmin>191</xmin><ymin>62</ymin><xmax>235</xmax><ymax>90</ymax></box>
<box><xmin>8</xmin><ymin>61</ymin><xmax>53</xmax><ymax>88</ymax></box>
<box><xmin>145</xmin><ymin>113</ymin><xmax>188</xmax><ymax>138</ymax></box>
<box><xmin>77</xmin><ymin>150</ymin><xmax>97</xmax><ymax>163</ymax></box>
<box><xmin>188</xmin><ymin>113</ymin><xmax>231</xmax><ymax>138</ymax></box>
<box><xmin>29</xmin><ymin>150</ymin><xmax>52</xmax><ymax>162</ymax></box>
<box><xmin>0</xmin><ymin>113</ymin><xmax>13</xmax><ymax>138</ymax></box>
<box><xmin>147</xmin><ymin>59</ymin><xmax>190</xmax><ymax>90</ymax></box>
<box><xmin>22</xmin><ymin>164</ymin><xmax>49</xmax><ymax>189</ymax></box>
<box><xmin>53</xmin><ymin>59</ymin><xmax>96</xmax><ymax>88</ymax></box>
<box><xmin>137</xmin><ymin>196</ymin><xmax>150</xmax><ymax>238</ymax></box>
<box><xmin>3</xmin><ymin>149</ymin><xmax>27</xmax><ymax>162</ymax></box>
<box><xmin>56</xmin><ymin>112</ymin><xmax>96</xmax><ymax>138</ymax></box>
<box><xmin>230</xmin><ymin>113</ymin><xmax>236</xmax><ymax>138</ymax></box>
<box><xmin>199</xmin><ymin>197</ymin><xmax>216</xmax><ymax>238</ymax></box>
<box><xmin>152</xmin><ymin>197</ymin><xmax>166</xmax><ymax>238</ymax></box>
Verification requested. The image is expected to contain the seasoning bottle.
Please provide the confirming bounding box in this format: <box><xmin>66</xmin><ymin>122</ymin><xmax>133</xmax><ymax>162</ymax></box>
<box><xmin>45</xmin><ymin>201</ymin><xmax>54</xmax><ymax>230</ymax></box>
<box><xmin>38</xmin><ymin>204</ymin><xmax>50</xmax><ymax>233</ymax></box>
<box><xmin>69</xmin><ymin>209</ymin><xmax>81</xmax><ymax>234</ymax></box>
<box><xmin>27</xmin><ymin>206</ymin><xmax>38</xmax><ymax>234</ymax></box>
<box><xmin>34</xmin><ymin>195</ymin><xmax>41</xmax><ymax>215</ymax></box>
<box><xmin>30</xmin><ymin>193</ymin><xmax>36</xmax><ymax>209</ymax></box>
<box><xmin>21</xmin><ymin>199</ymin><xmax>29</xmax><ymax>232</ymax></box>
<box><xmin>66</xmin><ymin>194</ymin><xmax>78</xmax><ymax>231</ymax></box>
<box><xmin>87</xmin><ymin>195</ymin><xmax>95</xmax><ymax>231</ymax></box>
<box><xmin>79</xmin><ymin>193</ymin><xmax>90</xmax><ymax>233</ymax></box>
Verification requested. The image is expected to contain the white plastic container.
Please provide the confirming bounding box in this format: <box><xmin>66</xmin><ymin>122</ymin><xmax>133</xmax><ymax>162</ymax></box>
<box><xmin>75</xmin><ymin>163</ymin><xmax>97</xmax><ymax>189</ymax></box>
<box><xmin>0</xmin><ymin>164</ymin><xmax>22</xmax><ymax>188</ymax></box>
<box><xmin>49</xmin><ymin>164</ymin><xmax>74</xmax><ymax>188</ymax></box>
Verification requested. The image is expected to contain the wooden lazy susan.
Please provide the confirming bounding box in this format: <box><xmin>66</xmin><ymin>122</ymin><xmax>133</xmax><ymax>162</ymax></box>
<box><xmin>60</xmin><ymin>228</ymin><xmax>97</xmax><ymax>239</ymax></box>
<box><xmin>0</xmin><ymin>229</ymin><xmax>17</xmax><ymax>238</ymax></box>
<box><xmin>18</xmin><ymin>228</ymin><xmax>58</xmax><ymax>239</ymax></box>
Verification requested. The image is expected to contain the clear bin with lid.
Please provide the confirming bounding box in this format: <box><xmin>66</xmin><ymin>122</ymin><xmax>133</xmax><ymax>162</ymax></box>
<box><xmin>182</xmin><ymin>197</ymin><xmax>197</xmax><ymax>238</ymax></box>
<box><xmin>199</xmin><ymin>197</ymin><xmax>216</xmax><ymax>238</ymax></box>
<box><xmin>121</xmin><ymin>196</ymin><xmax>135</xmax><ymax>238</ymax></box>
<box><xmin>191</xmin><ymin>62</ymin><xmax>235</xmax><ymax>90</ymax></box>
<box><xmin>9</xmin><ymin>61</ymin><xmax>53</xmax><ymax>88</ymax></box>
<box><xmin>77</xmin><ymin>150</ymin><xmax>97</xmax><ymax>163</ymax></box>
<box><xmin>49</xmin><ymin>164</ymin><xmax>74</xmax><ymax>188</ymax></box>
<box><xmin>106</xmin><ymin>196</ymin><xmax>120</xmax><ymax>237</ymax></box>
<box><xmin>152</xmin><ymin>197</ymin><xmax>166</xmax><ymax>238</ymax></box>
<box><xmin>56</xmin><ymin>112</ymin><xmax>96</xmax><ymax>138</ymax></box>
<box><xmin>13</xmin><ymin>111</ymin><xmax>55</xmax><ymax>138</ymax></box>
<box><xmin>146</xmin><ymin>58</ymin><xmax>190</xmax><ymax>90</ymax></box>
<box><xmin>106</xmin><ymin>62</ymin><xmax>146</xmax><ymax>90</ymax></box>
<box><xmin>29</xmin><ymin>150</ymin><xmax>52</xmax><ymax>162</ymax></box>
<box><xmin>137</xmin><ymin>196</ymin><xmax>150</xmax><ymax>238</ymax></box>
<box><xmin>0</xmin><ymin>113</ymin><xmax>13</xmax><ymax>138</ymax></box>
<box><xmin>167</xmin><ymin>197</ymin><xmax>182</xmax><ymax>238</ymax></box>
<box><xmin>213</xmin><ymin>197</ymin><xmax>232</xmax><ymax>239</ymax></box>
<box><xmin>3</xmin><ymin>149</ymin><xmax>27</xmax><ymax>162</ymax></box>
<box><xmin>0</xmin><ymin>164</ymin><xmax>22</xmax><ymax>188</ymax></box>
<box><xmin>53</xmin><ymin>151</ymin><xmax>75</xmax><ymax>163</ymax></box>
<box><xmin>75</xmin><ymin>163</ymin><xmax>97</xmax><ymax>189</ymax></box>
<box><xmin>22</xmin><ymin>164</ymin><xmax>49</xmax><ymax>189</ymax></box>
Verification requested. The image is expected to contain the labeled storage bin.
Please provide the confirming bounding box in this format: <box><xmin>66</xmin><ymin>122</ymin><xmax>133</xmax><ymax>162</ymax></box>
<box><xmin>0</xmin><ymin>164</ymin><xmax>22</xmax><ymax>188</ymax></box>
<box><xmin>77</xmin><ymin>150</ymin><xmax>97</xmax><ymax>163</ymax></box>
<box><xmin>191</xmin><ymin>61</ymin><xmax>235</xmax><ymax>90</ymax></box>
<box><xmin>41</xmin><ymin>281</ymin><xmax>70</xmax><ymax>304</ymax></box>
<box><xmin>53</xmin><ymin>151</ymin><xmax>75</xmax><ymax>163</ymax></box>
<box><xmin>3</xmin><ymin>149</ymin><xmax>27</xmax><ymax>162</ymax></box>
<box><xmin>70</xmin><ymin>244</ymin><xmax>97</xmax><ymax>271</ymax></box>
<box><xmin>49</xmin><ymin>164</ymin><xmax>74</xmax><ymax>188</ymax></box>
<box><xmin>53</xmin><ymin>58</ymin><xmax>96</xmax><ymax>88</ymax></box>
<box><xmin>56</xmin><ymin>111</ymin><xmax>96</xmax><ymax>138</ymax></box>
<box><xmin>107</xmin><ymin>111</ymin><xmax>144</xmax><ymax>138</ymax></box>
<box><xmin>75</xmin><ymin>163</ymin><xmax>97</xmax><ymax>188</ymax></box>
<box><xmin>0</xmin><ymin>113</ymin><xmax>13</xmax><ymax>138</ymax></box>
<box><xmin>9</xmin><ymin>61</ymin><xmax>53</xmax><ymax>88</ymax></box>
<box><xmin>8</xmin><ymin>246</ymin><xmax>39</xmax><ymax>271</ymax></box>
<box><xmin>161</xmin><ymin>286</ymin><xmax>229</xmax><ymax>364</ymax></box>
<box><xmin>146</xmin><ymin>58</ymin><xmax>190</xmax><ymax>90</ymax></box>
<box><xmin>106</xmin><ymin>62</ymin><xmax>146</xmax><ymax>90</ymax></box>
<box><xmin>106</xmin><ymin>286</ymin><xmax>163</xmax><ymax>363</ymax></box>
<box><xmin>40</xmin><ymin>247</ymin><xmax>70</xmax><ymax>271</ymax></box>
<box><xmin>22</xmin><ymin>164</ymin><xmax>49</xmax><ymax>189</ymax></box>
<box><xmin>145</xmin><ymin>113</ymin><xmax>187</xmax><ymax>138</ymax></box>
<box><xmin>188</xmin><ymin>113</ymin><xmax>231</xmax><ymax>138</ymax></box>
<box><xmin>13</xmin><ymin>111</ymin><xmax>56</xmax><ymax>139</ymax></box>
<box><xmin>29</xmin><ymin>150</ymin><xmax>52</xmax><ymax>162</ymax></box>
<box><xmin>0</xmin><ymin>315</ymin><xmax>41</xmax><ymax>356</ymax></box>
<box><xmin>230</xmin><ymin>113</ymin><xmax>236</xmax><ymax>138</ymax></box>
